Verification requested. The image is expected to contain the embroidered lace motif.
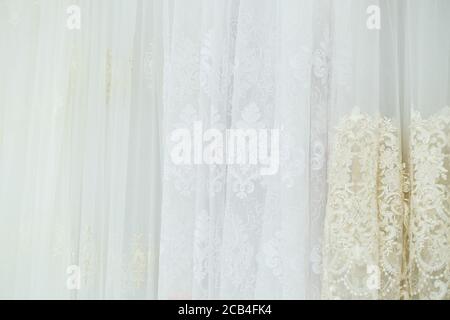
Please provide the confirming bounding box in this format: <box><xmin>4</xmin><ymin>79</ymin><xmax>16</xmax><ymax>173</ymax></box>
<box><xmin>323</xmin><ymin>108</ymin><xmax>450</xmax><ymax>300</ymax></box>
<box><xmin>408</xmin><ymin>109</ymin><xmax>450</xmax><ymax>300</ymax></box>
<box><xmin>322</xmin><ymin>109</ymin><xmax>405</xmax><ymax>299</ymax></box>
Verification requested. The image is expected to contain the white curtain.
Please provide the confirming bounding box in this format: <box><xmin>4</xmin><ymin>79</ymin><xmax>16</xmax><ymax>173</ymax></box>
<box><xmin>0</xmin><ymin>0</ymin><xmax>449</xmax><ymax>300</ymax></box>
<box><xmin>0</xmin><ymin>0</ymin><xmax>164</xmax><ymax>299</ymax></box>
<box><xmin>323</xmin><ymin>0</ymin><xmax>450</xmax><ymax>299</ymax></box>
<box><xmin>159</xmin><ymin>0</ymin><xmax>329</xmax><ymax>299</ymax></box>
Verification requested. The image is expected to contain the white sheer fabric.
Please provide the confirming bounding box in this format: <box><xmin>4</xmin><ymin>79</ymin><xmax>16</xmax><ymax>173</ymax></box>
<box><xmin>323</xmin><ymin>0</ymin><xmax>450</xmax><ymax>299</ymax></box>
<box><xmin>0</xmin><ymin>0</ymin><xmax>164</xmax><ymax>299</ymax></box>
<box><xmin>159</xmin><ymin>0</ymin><xmax>329</xmax><ymax>299</ymax></box>
<box><xmin>0</xmin><ymin>0</ymin><xmax>449</xmax><ymax>300</ymax></box>
<box><xmin>405</xmin><ymin>0</ymin><xmax>450</xmax><ymax>300</ymax></box>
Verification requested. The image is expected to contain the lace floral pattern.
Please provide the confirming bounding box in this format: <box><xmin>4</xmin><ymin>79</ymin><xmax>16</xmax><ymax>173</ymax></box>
<box><xmin>409</xmin><ymin>108</ymin><xmax>450</xmax><ymax>300</ymax></box>
<box><xmin>323</xmin><ymin>109</ymin><xmax>405</xmax><ymax>299</ymax></box>
<box><xmin>324</xmin><ymin>107</ymin><xmax>450</xmax><ymax>300</ymax></box>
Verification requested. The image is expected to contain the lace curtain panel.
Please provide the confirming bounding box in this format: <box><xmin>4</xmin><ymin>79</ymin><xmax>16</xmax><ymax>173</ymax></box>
<box><xmin>0</xmin><ymin>0</ymin><xmax>449</xmax><ymax>300</ymax></box>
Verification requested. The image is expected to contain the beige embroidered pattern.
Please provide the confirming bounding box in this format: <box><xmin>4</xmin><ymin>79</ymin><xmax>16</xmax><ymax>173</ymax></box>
<box><xmin>323</xmin><ymin>108</ymin><xmax>450</xmax><ymax>300</ymax></box>
<box><xmin>409</xmin><ymin>109</ymin><xmax>450</xmax><ymax>300</ymax></box>
<box><xmin>322</xmin><ymin>109</ymin><xmax>405</xmax><ymax>299</ymax></box>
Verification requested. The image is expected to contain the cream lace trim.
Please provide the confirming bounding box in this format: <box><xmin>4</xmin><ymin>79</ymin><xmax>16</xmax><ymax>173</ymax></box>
<box><xmin>409</xmin><ymin>109</ymin><xmax>450</xmax><ymax>300</ymax></box>
<box><xmin>323</xmin><ymin>108</ymin><xmax>450</xmax><ymax>300</ymax></box>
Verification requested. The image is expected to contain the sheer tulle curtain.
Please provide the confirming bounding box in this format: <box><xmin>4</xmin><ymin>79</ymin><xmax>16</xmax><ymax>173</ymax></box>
<box><xmin>0</xmin><ymin>0</ymin><xmax>328</xmax><ymax>299</ymax></box>
<box><xmin>323</xmin><ymin>0</ymin><xmax>406</xmax><ymax>299</ymax></box>
<box><xmin>404</xmin><ymin>0</ymin><xmax>450</xmax><ymax>300</ymax></box>
<box><xmin>0</xmin><ymin>0</ymin><xmax>449</xmax><ymax>300</ymax></box>
<box><xmin>323</xmin><ymin>0</ymin><xmax>450</xmax><ymax>299</ymax></box>
<box><xmin>159</xmin><ymin>0</ymin><xmax>329</xmax><ymax>299</ymax></box>
<box><xmin>0</xmin><ymin>0</ymin><xmax>164</xmax><ymax>299</ymax></box>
